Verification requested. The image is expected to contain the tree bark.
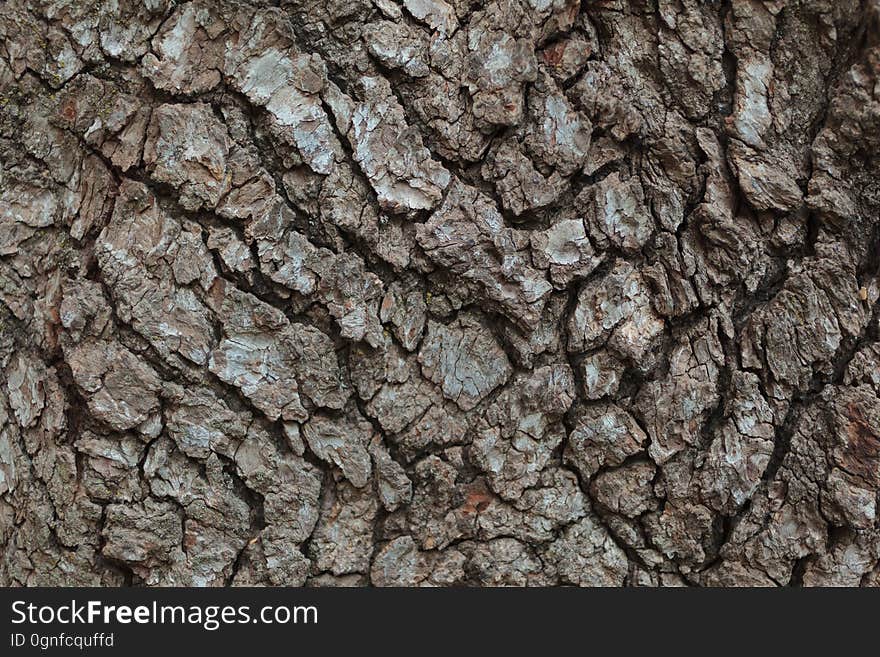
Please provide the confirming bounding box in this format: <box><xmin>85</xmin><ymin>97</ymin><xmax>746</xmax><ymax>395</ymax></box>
<box><xmin>2</xmin><ymin>0</ymin><xmax>880</xmax><ymax>586</ymax></box>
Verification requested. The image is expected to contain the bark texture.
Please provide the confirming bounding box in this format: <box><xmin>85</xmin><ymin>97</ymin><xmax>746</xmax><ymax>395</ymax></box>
<box><xmin>2</xmin><ymin>0</ymin><xmax>880</xmax><ymax>587</ymax></box>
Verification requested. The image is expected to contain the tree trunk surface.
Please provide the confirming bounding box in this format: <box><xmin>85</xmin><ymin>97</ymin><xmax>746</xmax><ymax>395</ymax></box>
<box><xmin>2</xmin><ymin>0</ymin><xmax>880</xmax><ymax>587</ymax></box>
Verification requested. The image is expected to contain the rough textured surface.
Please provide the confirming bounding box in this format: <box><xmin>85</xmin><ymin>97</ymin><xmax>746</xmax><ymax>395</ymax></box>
<box><xmin>2</xmin><ymin>0</ymin><xmax>880</xmax><ymax>587</ymax></box>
